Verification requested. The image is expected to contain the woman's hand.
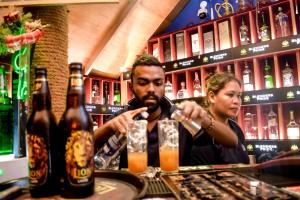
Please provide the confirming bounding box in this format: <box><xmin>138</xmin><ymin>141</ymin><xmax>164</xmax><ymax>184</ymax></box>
<box><xmin>176</xmin><ymin>101</ymin><xmax>209</xmax><ymax>126</ymax></box>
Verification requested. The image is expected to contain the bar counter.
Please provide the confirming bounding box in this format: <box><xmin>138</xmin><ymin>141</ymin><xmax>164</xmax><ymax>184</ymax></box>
<box><xmin>1</xmin><ymin>162</ymin><xmax>300</xmax><ymax>199</ymax></box>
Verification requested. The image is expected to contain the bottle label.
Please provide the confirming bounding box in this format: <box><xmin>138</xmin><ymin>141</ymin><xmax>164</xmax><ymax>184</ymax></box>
<box><xmin>283</xmin><ymin>73</ymin><xmax>294</xmax><ymax>87</ymax></box>
<box><xmin>27</xmin><ymin>134</ymin><xmax>49</xmax><ymax>186</ymax></box>
<box><xmin>70</xmin><ymin>74</ymin><xmax>83</xmax><ymax>87</ymax></box>
<box><xmin>34</xmin><ymin>78</ymin><xmax>47</xmax><ymax>92</ymax></box>
<box><xmin>65</xmin><ymin>130</ymin><xmax>94</xmax><ymax>186</ymax></box>
<box><xmin>243</xmin><ymin>74</ymin><xmax>250</xmax><ymax>84</ymax></box>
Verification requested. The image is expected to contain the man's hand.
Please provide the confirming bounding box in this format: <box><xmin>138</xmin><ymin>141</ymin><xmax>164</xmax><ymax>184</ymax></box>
<box><xmin>107</xmin><ymin>107</ymin><xmax>148</xmax><ymax>135</ymax></box>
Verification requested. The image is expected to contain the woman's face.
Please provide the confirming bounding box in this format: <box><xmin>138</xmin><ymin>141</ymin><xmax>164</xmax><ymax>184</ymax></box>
<box><xmin>208</xmin><ymin>80</ymin><xmax>242</xmax><ymax>119</ymax></box>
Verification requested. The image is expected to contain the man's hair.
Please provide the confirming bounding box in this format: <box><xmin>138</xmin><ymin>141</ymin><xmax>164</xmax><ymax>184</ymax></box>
<box><xmin>131</xmin><ymin>53</ymin><xmax>163</xmax><ymax>81</ymax></box>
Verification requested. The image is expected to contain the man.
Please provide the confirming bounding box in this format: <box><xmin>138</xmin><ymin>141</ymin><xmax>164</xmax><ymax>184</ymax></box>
<box><xmin>94</xmin><ymin>53</ymin><xmax>238</xmax><ymax>168</ymax></box>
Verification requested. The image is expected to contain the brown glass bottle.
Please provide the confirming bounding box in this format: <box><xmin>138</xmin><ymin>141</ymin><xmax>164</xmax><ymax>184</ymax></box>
<box><xmin>59</xmin><ymin>63</ymin><xmax>94</xmax><ymax>198</ymax></box>
<box><xmin>26</xmin><ymin>66</ymin><xmax>59</xmax><ymax>197</ymax></box>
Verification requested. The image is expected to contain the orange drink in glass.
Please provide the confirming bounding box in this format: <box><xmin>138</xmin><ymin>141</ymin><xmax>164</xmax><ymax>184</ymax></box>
<box><xmin>128</xmin><ymin>152</ymin><xmax>148</xmax><ymax>173</ymax></box>
<box><xmin>158</xmin><ymin>119</ymin><xmax>179</xmax><ymax>172</ymax></box>
<box><xmin>127</xmin><ymin>120</ymin><xmax>148</xmax><ymax>173</ymax></box>
<box><xmin>159</xmin><ymin>146</ymin><xmax>179</xmax><ymax>171</ymax></box>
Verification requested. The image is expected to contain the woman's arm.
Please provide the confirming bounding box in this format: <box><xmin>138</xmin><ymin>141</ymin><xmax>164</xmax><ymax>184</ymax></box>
<box><xmin>176</xmin><ymin>101</ymin><xmax>238</xmax><ymax>147</ymax></box>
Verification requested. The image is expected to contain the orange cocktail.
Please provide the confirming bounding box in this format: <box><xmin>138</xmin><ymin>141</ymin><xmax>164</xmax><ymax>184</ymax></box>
<box><xmin>159</xmin><ymin>146</ymin><xmax>179</xmax><ymax>172</ymax></box>
<box><xmin>128</xmin><ymin>152</ymin><xmax>148</xmax><ymax>173</ymax></box>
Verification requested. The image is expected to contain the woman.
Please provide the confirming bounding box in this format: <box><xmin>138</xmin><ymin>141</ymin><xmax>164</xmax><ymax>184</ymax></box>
<box><xmin>191</xmin><ymin>73</ymin><xmax>249</xmax><ymax>165</ymax></box>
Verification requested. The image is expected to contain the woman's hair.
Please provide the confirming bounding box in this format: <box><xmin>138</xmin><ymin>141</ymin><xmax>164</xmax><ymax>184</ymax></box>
<box><xmin>206</xmin><ymin>72</ymin><xmax>241</xmax><ymax>94</ymax></box>
<box><xmin>205</xmin><ymin>72</ymin><xmax>241</xmax><ymax>106</ymax></box>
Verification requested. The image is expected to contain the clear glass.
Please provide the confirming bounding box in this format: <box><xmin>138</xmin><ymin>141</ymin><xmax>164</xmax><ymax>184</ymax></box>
<box><xmin>275</xmin><ymin>7</ymin><xmax>290</xmax><ymax>37</ymax></box>
<box><xmin>287</xmin><ymin>111</ymin><xmax>300</xmax><ymax>139</ymax></box>
<box><xmin>165</xmin><ymin>77</ymin><xmax>174</xmax><ymax>100</ymax></box>
<box><xmin>158</xmin><ymin>119</ymin><xmax>179</xmax><ymax>172</ymax></box>
<box><xmin>193</xmin><ymin>72</ymin><xmax>202</xmax><ymax>97</ymax></box>
<box><xmin>243</xmin><ymin>62</ymin><xmax>254</xmax><ymax>91</ymax></box>
<box><xmin>267</xmin><ymin>107</ymin><xmax>279</xmax><ymax>140</ymax></box>
<box><xmin>282</xmin><ymin>61</ymin><xmax>294</xmax><ymax>87</ymax></box>
<box><xmin>127</xmin><ymin>120</ymin><xmax>148</xmax><ymax>173</ymax></box>
<box><xmin>264</xmin><ymin>60</ymin><xmax>274</xmax><ymax>89</ymax></box>
<box><xmin>177</xmin><ymin>81</ymin><xmax>188</xmax><ymax>99</ymax></box>
<box><xmin>171</xmin><ymin>108</ymin><xmax>201</xmax><ymax>137</ymax></box>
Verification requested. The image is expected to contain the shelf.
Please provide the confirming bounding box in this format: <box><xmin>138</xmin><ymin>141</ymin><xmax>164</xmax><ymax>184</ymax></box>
<box><xmin>242</xmin><ymin>85</ymin><xmax>300</xmax><ymax>105</ymax></box>
<box><xmin>85</xmin><ymin>104</ymin><xmax>123</xmax><ymax>115</ymax></box>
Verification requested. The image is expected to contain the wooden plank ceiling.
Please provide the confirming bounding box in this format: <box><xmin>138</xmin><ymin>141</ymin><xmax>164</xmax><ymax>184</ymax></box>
<box><xmin>67</xmin><ymin>0</ymin><xmax>188</xmax><ymax>79</ymax></box>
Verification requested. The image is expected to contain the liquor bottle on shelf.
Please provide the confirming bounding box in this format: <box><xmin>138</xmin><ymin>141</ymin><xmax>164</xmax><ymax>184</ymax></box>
<box><xmin>244</xmin><ymin>111</ymin><xmax>255</xmax><ymax>139</ymax></box>
<box><xmin>264</xmin><ymin>59</ymin><xmax>274</xmax><ymax>89</ymax></box>
<box><xmin>103</xmin><ymin>82</ymin><xmax>109</xmax><ymax>104</ymax></box>
<box><xmin>259</xmin><ymin>12</ymin><xmax>271</xmax><ymax>41</ymax></box>
<box><xmin>287</xmin><ymin>110</ymin><xmax>300</xmax><ymax>139</ymax></box>
<box><xmin>177</xmin><ymin>81</ymin><xmax>189</xmax><ymax>99</ymax></box>
<box><xmin>242</xmin><ymin>61</ymin><xmax>254</xmax><ymax>91</ymax></box>
<box><xmin>193</xmin><ymin>72</ymin><xmax>202</xmax><ymax>97</ymax></box>
<box><xmin>237</xmin><ymin>0</ymin><xmax>252</xmax><ymax>12</ymax></box>
<box><xmin>275</xmin><ymin>7</ymin><xmax>290</xmax><ymax>38</ymax></box>
<box><xmin>91</xmin><ymin>80</ymin><xmax>101</xmax><ymax>104</ymax></box>
<box><xmin>239</xmin><ymin>17</ymin><xmax>250</xmax><ymax>45</ymax></box>
<box><xmin>282</xmin><ymin>61</ymin><xmax>294</xmax><ymax>87</ymax></box>
<box><xmin>267</xmin><ymin>107</ymin><xmax>279</xmax><ymax>140</ymax></box>
<box><xmin>165</xmin><ymin>77</ymin><xmax>174</xmax><ymax>100</ymax></box>
<box><xmin>113</xmin><ymin>83</ymin><xmax>121</xmax><ymax>105</ymax></box>
<box><xmin>226</xmin><ymin>65</ymin><xmax>233</xmax><ymax>75</ymax></box>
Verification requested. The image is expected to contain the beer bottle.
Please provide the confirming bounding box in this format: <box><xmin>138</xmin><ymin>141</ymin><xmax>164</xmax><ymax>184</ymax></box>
<box><xmin>59</xmin><ymin>63</ymin><xmax>94</xmax><ymax>198</ymax></box>
<box><xmin>26</xmin><ymin>66</ymin><xmax>59</xmax><ymax>197</ymax></box>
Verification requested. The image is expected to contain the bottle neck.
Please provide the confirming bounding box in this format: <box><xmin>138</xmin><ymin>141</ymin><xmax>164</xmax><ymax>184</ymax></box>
<box><xmin>66</xmin><ymin>70</ymin><xmax>85</xmax><ymax>108</ymax></box>
<box><xmin>32</xmin><ymin>74</ymin><xmax>51</xmax><ymax>111</ymax></box>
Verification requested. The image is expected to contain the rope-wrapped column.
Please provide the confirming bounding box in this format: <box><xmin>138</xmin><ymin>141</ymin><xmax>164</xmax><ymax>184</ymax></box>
<box><xmin>25</xmin><ymin>6</ymin><xmax>68</xmax><ymax>120</ymax></box>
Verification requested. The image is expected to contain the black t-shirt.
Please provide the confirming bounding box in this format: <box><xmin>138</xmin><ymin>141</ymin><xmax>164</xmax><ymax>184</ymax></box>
<box><xmin>191</xmin><ymin>119</ymin><xmax>249</xmax><ymax>165</ymax></box>
<box><xmin>109</xmin><ymin>97</ymin><xmax>193</xmax><ymax>168</ymax></box>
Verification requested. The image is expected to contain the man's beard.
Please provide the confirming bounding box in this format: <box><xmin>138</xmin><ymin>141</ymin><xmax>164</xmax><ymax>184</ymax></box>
<box><xmin>133</xmin><ymin>91</ymin><xmax>161</xmax><ymax>113</ymax></box>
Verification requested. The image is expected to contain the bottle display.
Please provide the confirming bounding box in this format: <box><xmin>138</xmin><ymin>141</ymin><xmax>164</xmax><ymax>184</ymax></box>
<box><xmin>275</xmin><ymin>7</ymin><xmax>290</xmax><ymax>37</ymax></box>
<box><xmin>287</xmin><ymin>110</ymin><xmax>300</xmax><ymax>139</ymax></box>
<box><xmin>59</xmin><ymin>63</ymin><xmax>94</xmax><ymax>198</ymax></box>
<box><xmin>26</xmin><ymin>67</ymin><xmax>59</xmax><ymax>197</ymax></box>
<box><xmin>237</xmin><ymin>0</ymin><xmax>252</xmax><ymax>12</ymax></box>
<box><xmin>113</xmin><ymin>83</ymin><xmax>121</xmax><ymax>105</ymax></box>
<box><xmin>193</xmin><ymin>72</ymin><xmax>202</xmax><ymax>97</ymax></box>
<box><xmin>239</xmin><ymin>17</ymin><xmax>250</xmax><ymax>45</ymax></box>
<box><xmin>165</xmin><ymin>77</ymin><xmax>174</xmax><ymax>100</ymax></box>
<box><xmin>177</xmin><ymin>81</ymin><xmax>188</xmax><ymax>99</ymax></box>
<box><xmin>264</xmin><ymin>59</ymin><xmax>274</xmax><ymax>89</ymax></box>
<box><xmin>282</xmin><ymin>61</ymin><xmax>294</xmax><ymax>87</ymax></box>
<box><xmin>267</xmin><ymin>107</ymin><xmax>279</xmax><ymax>140</ymax></box>
<box><xmin>259</xmin><ymin>12</ymin><xmax>271</xmax><ymax>41</ymax></box>
<box><xmin>242</xmin><ymin>61</ymin><xmax>254</xmax><ymax>91</ymax></box>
